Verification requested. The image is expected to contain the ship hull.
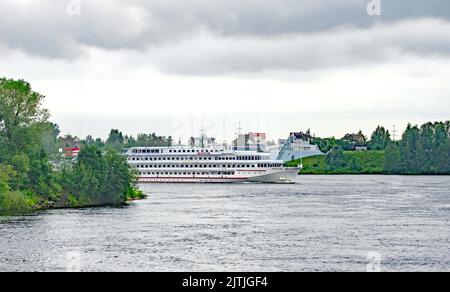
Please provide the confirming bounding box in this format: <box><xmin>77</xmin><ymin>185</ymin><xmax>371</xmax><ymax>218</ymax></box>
<box><xmin>247</xmin><ymin>167</ymin><xmax>300</xmax><ymax>184</ymax></box>
<box><xmin>137</xmin><ymin>167</ymin><xmax>300</xmax><ymax>184</ymax></box>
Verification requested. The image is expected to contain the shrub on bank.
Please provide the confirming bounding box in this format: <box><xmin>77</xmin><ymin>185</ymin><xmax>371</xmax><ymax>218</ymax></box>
<box><xmin>0</xmin><ymin>191</ymin><xmax>31</xmax><ymax>213</ymax></box>
<box><xmin>287</xmin><ymin>151</ymin><xmax>385</xmax><ymax>174</ymax></box>
<box><xmin>126</xmin><ymin>188</ymin><xmax>146</xmax><ymax>201</ymax></box>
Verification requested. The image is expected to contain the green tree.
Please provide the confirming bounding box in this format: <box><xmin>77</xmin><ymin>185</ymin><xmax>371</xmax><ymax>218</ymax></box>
<box><xmin>0</xmin><ymin>78</ymin><xmax>55</xmax><ymax>198</ymax></box>
<box><xmin>384</xmin><ymin>143</ymin><xmax>401</xmax><ymax>174</ymax></box>
<box><xmin>1</xmin><ymin>78</ymin><xmax>141</xmax><ymax>213</ymax></box>
<box><xmin>61</xmin><ymin>145</ymin><xmax>137</xmax><ymax>206</ymax></box>
<box><xmin>0</xmin><ymin>78</ymin><xmax>49</xmax><ymax>139</ymax></box>
<box><xmin>0</xmin><ymin>164</ymin><xmax>14</xmax><ymax>193</ymax></box>
<box><xmin>384</xmin><ymin>121</ymin><xmax>450</xmax><ymax>175</ymax></box>
<box><xmin>326</xmin><ymin>146</ymin><xmax>346</xmax><ymax>171</ymax></box>
<box><xmin>369</xmin><ymin>126</ymin><xmax>391</xmax><ymax>150</ymax></box>
<box><xmin>0</xmin><ymin>164</ymin><xmax>30</xmax><ymax>212</ymax></box>
<box><xmin>106</xmin><ymin>129</ymin><xmax>124</xmax><ymax>148</ymax></box>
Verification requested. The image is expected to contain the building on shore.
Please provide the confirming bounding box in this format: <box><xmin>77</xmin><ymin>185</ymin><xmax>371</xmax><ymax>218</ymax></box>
<box><xmin>342</xmin><ymin>131</ymin><xmax>368</xmax><ymax>151</ymax></box>
<box><xmin>275</xmin><ymin>132</ymin><xmax>324</xmax><ymax>162</ymax></box>
<box><xmin>233</xmin><ymin>132</ymin><xmax>267</xmax><ymax>152</ymax></box>
<box><xmin>63</xmin><ymin>146</ymin><xmax>81</xmax><ymax>158</ymax></box>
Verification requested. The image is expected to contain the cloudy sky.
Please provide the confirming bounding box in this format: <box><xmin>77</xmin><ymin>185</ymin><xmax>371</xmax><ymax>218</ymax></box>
<box><xmin>1</xmin><ymin>0</ymin><xmax>450</xmax><ymax>142</ymax></box>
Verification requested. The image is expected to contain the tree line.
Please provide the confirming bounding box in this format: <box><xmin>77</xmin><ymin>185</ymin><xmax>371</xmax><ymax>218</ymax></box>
<box><xmin>384</xmin><ymin>122</ymin><xmax>450</xmax><ymax>174</ymax></box>
<box><xmin>58</xmin><ymin>129</ymin><xmax>172</xmax><ymax>153</ymax></box>
<box><xmin>312</xmin><ymin>123</ymin><xmax>450</xmax><ymax>174</ymax></box>
<box><xmin>0</xmin><ymin>78</ymin><xmax>143</xmax><ymax>213</ymax></box>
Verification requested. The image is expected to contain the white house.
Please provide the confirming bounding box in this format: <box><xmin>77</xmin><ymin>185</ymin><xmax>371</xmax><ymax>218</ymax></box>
<box><xmin>275</xmin><ymin>132</ymin><xmax>324</xmax><ymax>162</ymax></box>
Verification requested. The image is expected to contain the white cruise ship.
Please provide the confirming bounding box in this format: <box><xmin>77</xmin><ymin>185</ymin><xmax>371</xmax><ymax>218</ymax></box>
<box><xmin>125</xmin><ymin>146</ymin><xmax>301</xmax><ymax>183</ymax></box>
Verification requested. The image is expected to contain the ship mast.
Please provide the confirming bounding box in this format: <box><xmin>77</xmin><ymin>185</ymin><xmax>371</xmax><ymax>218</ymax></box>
<box><xmin>200</xmin><ymin>124</ymin><xmax>206</xmax><ymax>149</ymax></box>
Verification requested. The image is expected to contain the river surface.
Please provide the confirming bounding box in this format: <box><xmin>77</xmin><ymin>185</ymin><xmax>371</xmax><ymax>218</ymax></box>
<box><xmin>0</xmin><ymin>175</ymin><xmax>449</xmax><ymax>272</ymax></box>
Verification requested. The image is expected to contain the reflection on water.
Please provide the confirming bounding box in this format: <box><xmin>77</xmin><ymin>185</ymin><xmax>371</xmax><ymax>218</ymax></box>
<box><xmin>0</xmin><ymin>175</ymin><xmax>449</xmax><ymax>272</ymax></box>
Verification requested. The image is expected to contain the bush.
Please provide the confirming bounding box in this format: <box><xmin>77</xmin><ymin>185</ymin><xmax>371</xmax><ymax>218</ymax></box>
<box><xmin>59</xmin><ymin>146</ymin><xmax>139</xmax><ymax>206</ymax></box>
<box><xmin>126</xmin><ymin>188</ymin><xmax>146</xmax><ymax>201</ymax></box>
<box><xmin>0</xmin><ymin>191</ymin><xmax>31</xmax><ymax>212</ymax></box>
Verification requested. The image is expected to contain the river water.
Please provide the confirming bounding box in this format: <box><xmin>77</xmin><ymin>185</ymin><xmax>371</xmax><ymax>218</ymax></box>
<box><xmin>0</xmin><ymin>175</ymin><xmax>449</xmax><ymax>272</ymax></box>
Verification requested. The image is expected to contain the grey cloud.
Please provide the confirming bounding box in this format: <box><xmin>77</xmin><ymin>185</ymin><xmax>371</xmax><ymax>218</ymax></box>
<box><xmin>0</xmin><ymin>0</ymin><xmax>449</xmax><ymax>74</ymax></box>
<box><xmin>150</xmin><ymin>19</ymin><xmax>450</xmax><ymax>75</ymax></box>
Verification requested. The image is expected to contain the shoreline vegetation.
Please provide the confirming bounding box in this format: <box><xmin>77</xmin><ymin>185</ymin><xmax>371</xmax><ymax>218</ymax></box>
<box><xmin>0</xmin><ymin>78</ymin><xmax>150</xmax><ymax>215</ymax></box>
<box><xmin>287</xmin><ymin>122</ymin><xmax>450</xmax><ymax>175</ymax></box>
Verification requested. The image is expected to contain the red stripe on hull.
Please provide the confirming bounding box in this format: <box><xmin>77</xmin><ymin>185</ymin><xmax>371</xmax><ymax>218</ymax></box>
<box><xmin>138</xmin><ymin>176</ymin><xmax>249</xmax><ymax>180</ymax></box>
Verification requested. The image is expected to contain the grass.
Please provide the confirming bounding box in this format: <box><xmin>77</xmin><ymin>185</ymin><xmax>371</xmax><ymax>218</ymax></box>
<box><xmin>286</xmin><ymin>150</ymin><xmax>385</xmax><ymax>174</ymax></box>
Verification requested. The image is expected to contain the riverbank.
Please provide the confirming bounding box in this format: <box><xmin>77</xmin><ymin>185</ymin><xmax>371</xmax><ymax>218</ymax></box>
<box><xmin>0</xmin><ymin>189</ymin><xmax>147</xmax><ymax>216</ymax></box>
<box><xmin>286</xmin><ymin>151</ymin><xmax>385</xmax><ymax>174</ymax></box>
<box><xmin>1</xmin><ymin>79</ymin><xmax>146</xmax><ymax>218</ymax></box>
<box><xmin>287</xmin><ymin>150</ymin><xmax>450</xmax><ymax>175</ymax></box>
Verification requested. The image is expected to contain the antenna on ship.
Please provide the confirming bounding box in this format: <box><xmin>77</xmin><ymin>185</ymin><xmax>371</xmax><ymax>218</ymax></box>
<box><xmin>234</xmin><ymin>122</ymin><xmax>243</xmax><ymax>151</ymax></box>
<box><xmin>200</xmin><ymin>124</ymin><xmax>207</xmax><ymax>148</ymax></box>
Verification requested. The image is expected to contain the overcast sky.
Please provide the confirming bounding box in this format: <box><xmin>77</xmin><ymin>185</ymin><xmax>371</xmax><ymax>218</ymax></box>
<box><xmin>1</xmin><ymin>0</ymin><xmax>450</xmax><ymax>142</ymax></box>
